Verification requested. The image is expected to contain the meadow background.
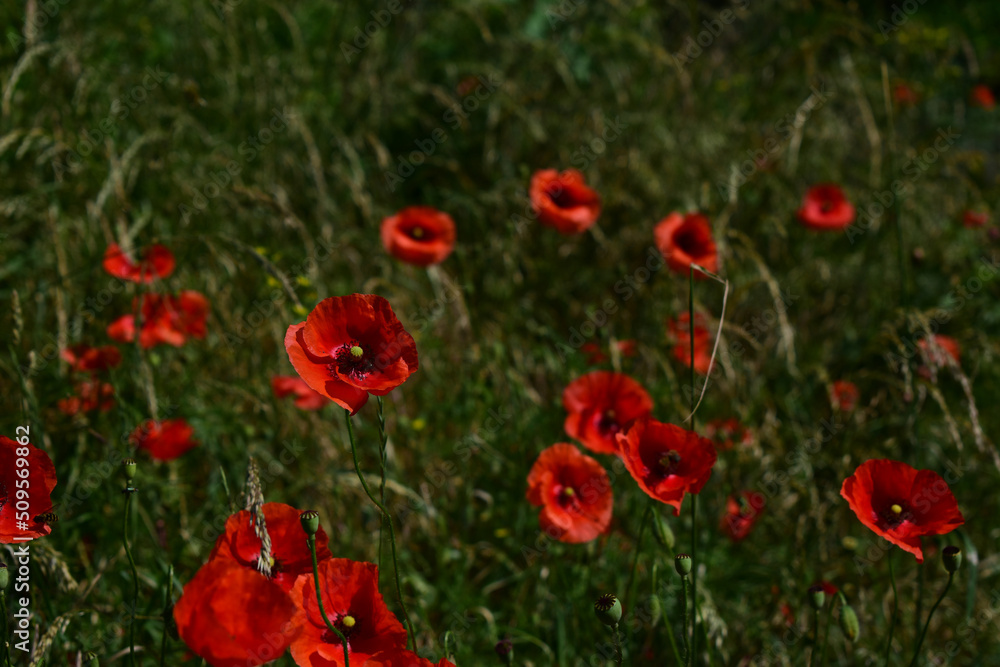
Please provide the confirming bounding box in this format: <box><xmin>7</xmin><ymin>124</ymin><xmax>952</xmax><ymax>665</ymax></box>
<box><xmin>2</xmin><ymin>0</ymin><xmax>1000</xmax><ymax>664</ymax></box>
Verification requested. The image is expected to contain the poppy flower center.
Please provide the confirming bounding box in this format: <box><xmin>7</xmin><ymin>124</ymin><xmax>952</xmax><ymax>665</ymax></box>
<box><xmin>328</xmin><ymin>341</ymin><xmax>374</xmax><ymax>380</ymax></box>
<box><xmin>596</xmin><ymin>409</ymin><xmax>620</xmax><ymax>435</ymax></box>
<box><xmin>820</xmin><ymin>200</ymin><xmax>834</xmax><ymax>213</ymax></box>
<box><xmin>322</xmin><ymin>613</ymin><xmax>359</xmax><ymax>644</ymax></box>
<box><xmin>674</xmin><ymin>226</ymin><xmax>705</xmax><ymax>255</ymax></box>
<box><xmin>0</xmin><ymin>481</ymin><xmax>7</xmax><ymax>513</ymax></box>
<box><xmin>546</xmin><ymin>185</ymin><xmax>577</xmax><ymax>208</ymax></box>
<box><xmin>555</xmin><ymin>485</ymin><xmax>578</xmax><ymax>508</ymax></box>
<box><xmin>409</xmin><ymin>226</ymin><xmax>425</xmax><ymax>239</ymax></box>
<box><xmin>879</xmin><ymin>502</ymin><xmax>909</xmax><ymax>527</ymax></box>
<box><xmin>656</xmin><ymin>450</ymin><xmax>682</xmax><ymax>477</ymax></box>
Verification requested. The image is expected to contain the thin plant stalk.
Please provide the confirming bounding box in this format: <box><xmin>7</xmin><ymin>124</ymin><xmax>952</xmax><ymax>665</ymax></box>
<box><xmin>915</xmin><ymin>562</ymin><xmax>924</xmax><ymax>643</ymax></box>
<box><xmin>160</xmin><ymin>564</ymin><xmax>174</xmax><ymax>667</ymax></box>
<box><xmin>1</xmin><ymin>589</ymin><xmax>11</xmax><ymax>667</ymax></box>
<box><xmin>688</xmin><ymin>265</ymin><xmax>701</xmax><ymax>666</ymax></box>
<box><xmin>625</xmin><ymin>503</ymin><xmax>651</xmax><ymax>605</ymax></box>
<box><xmin>681</xmin><ymin>574</ymin><xmax>692</xmax><ymax>666</ymax></box>
<box><xmin>123</xmin><ymin>486</ymin><xmax>139</xmax><ymax>667</ymax></box>
<box><xmin>376</xmin><ymin>396</ymin><xmax>389</xmax><ymax>572</ymax></box>
<box><xmin>307</xmin><ymin>535</ymin><xmax>350</xmax><ymax>667</ymax></box>
<box><xmin>885</xmin><ymin>548</ymin><xmax>898</xmax><ymax>666</ymax></box>
<box><xmin>808</xmin><ymin>604</ymin><xmax>820</xmax><ymax>667</ymax></box>
<box><xmin>907</xmin><ymin>571</ymin><xmax>953</xmax><ymax>667</ymax></box>
<box><xmin>611</xmin><ymin>623</ymin><xmax>623</xmax><ymax>667</ymax></box>
<box><xmin>817</xmin><ymin>596</ymin><xmax>835</xmax><ymax>667</ymax></box>
<box><xmin>344</xmin><ymin>409</ymin><xmax>416</xmax><ymax>648</ymax></box>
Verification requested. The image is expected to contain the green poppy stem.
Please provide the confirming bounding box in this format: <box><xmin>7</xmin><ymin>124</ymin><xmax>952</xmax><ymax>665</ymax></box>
<box><xmin>307</xmin><ymin>534</ymin><xmax>350</xmax><ymax>667</ymax></box>
<box><xmin>611</xmin><ymin>623</ymin><xmax>623</xmax><ymax>667</ymax></box>
<box><xmin>1</xmin><ymin>590</ymin><xmax>11</xmax><ymax>667</ymax></box>
<box><xmin>688</xmin><ymin>264</ymin><xmax>701</xmax><ymax>666</ymax></box>
<box><xmin>885</xmin><ymin>548</ymin><xmax>898</xmax><ymax>666</ymax></box>
<box><xmin>160</xmin><ymin>564</ymin><xmax>173</xmax><ymax>667</ymax></box>
<box><xmin>376</xmin><ymin>396</ymin><xmax>389</xmax><ymax>575</ymax></box>
<box><xmin>625</xmin><ymin>503</ymin><xmax>651</xmax><ymax>605</ymax></box>
<box><xmin>817</xmin><ymin>594</ymin><xmax>835</xmax><ymax>667</ymax></box>
<box><xmin>123</xmin><ymin>487</ymin><xmax>139</xmax><ymax>667</ymax></box>
<box><xmin>907</xmin><ymin>571</ymin><xmax>953</xmax><ymax>667</ymax></box>
<box><xmin>681</xmin><ymin>575</ymin><xmax>692</xmax><ymax>666</ymax></box>
<box><xmin>344</xmin><ymin>408</ymin><xmax>416</xmax><ymax>649</ymax></box>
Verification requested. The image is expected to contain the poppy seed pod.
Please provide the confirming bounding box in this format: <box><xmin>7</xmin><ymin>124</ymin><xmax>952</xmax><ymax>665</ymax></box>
<box><xmin>299</xmin><ymin>510</ymin><xmax>320</xmax><ymax>536</ymax></box>
<box><xmin>808</xmin><ymin>585</ymin><xmax>826</xmax><ymax>610</ymax></box>
<box><xmin>675</xmin><ymin>553</ymin><xmax>693</xmax><ymax>577</ymax></box>
<box><xmin>123</xmin><ymin>458</ymin><xmax>137</xmax><ymax>482</ymax></box>
<box><xmin>943</xmin><ymin>546</ymin><xmax>962</xmax><ymax>573</ymax></box>
<box><xmin>651</xmin><ymin>509</ymin><xmax>676</xmax><ymax>551</ymax></box>
<box><xmin>594</xmin><ymin>593</ymin><xmax>622</xmax><ymax>626</ymax></box>
<box><xmin>0</xmin><ymin>563</ymin><xmax>9</xmax><ymax>590</ymax></box>
<box><xmin>839</xmin><ymin>602</ymin><xmax>860</xmax><ymax>641</ymax></box>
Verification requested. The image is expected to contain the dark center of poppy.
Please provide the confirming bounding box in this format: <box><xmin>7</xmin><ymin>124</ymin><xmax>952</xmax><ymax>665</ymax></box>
<box><xmin>596</xmin><ymin>409</ymin><xmax>620</xmax><ymax>435</ymax></box>
<box><xmin>674</xmin><ymin>225</ymin><xmax>704</xmax><ymax>255</ymax></box>
<box><xmin>0</xmin><ymin>481</ymin><xmax>7</xmax><ymax>513</ymax></box>
<box><xmin>657</xmin><ymin>450</ymin><xmax>682</xmax><ymax>476</ymax></box>
<box><xmin>409</xmin><ymin>226</ymin><xmax>425</xmax><ymax>239</ymax></box>
<box><xmin>557</xmin><ymin>486</ymin><xmax>577</xmax><ymax>508</ymax></box>
<box><xmin>820</xmin><ymin>200</ymin><xmax>834</xmax><ymax>213</ymax></box>
<box><xmin>327</xmin><ymin>341</ymin><xmax>374</xmax><ymax>380</ymax></box>
<box><xmin>879</xmin><ymin>502</ymin><xmax>908</xmax><ymax>528</ymax></box>
<box><xmin>321</xmin><ymin>613</ymin><xmax>359</xmax><ymax>644</ymax></box>
<box><xmin>547</xmin><ymin>185</ymin><xmax>576</xmax><ymax>208</ymax></box>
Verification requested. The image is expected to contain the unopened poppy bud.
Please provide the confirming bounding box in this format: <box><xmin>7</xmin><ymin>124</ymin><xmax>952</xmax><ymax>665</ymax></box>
<box><xmin>86</xmin><ymin>652</ymin><xmax>99</xmax><ymax>667</ymax></box>
<box><xmin>0</xmin><ymin>563</ymin><xmax>9</xmax><ymax>590</ymax></box>
<box><xmin>123</xmin><ymin>458</ymin><xmax>137</xmax><ymax>482</ymax></box>
<box><xmin>299</xmin><ymin>510</ymin><xmax>320</xmax><ymax>536</ymax></box>
<box><xmin>839</xmin><ymin>602</ymin><xmax>860</xmax><ymax>641</ymax></box>
<box><xmin>808</xmin><ymin>585</ymin><xmax>825</xmax><ymax>610</ymax></box>
<box><xmin>594</xmin><ymin>593</ymin><xmax>622</xmax><ymax>626</ymax></box>
<box><xmin>943</xmin><ymin>546</ymin><xmax>962</xmax><ymax>573</ymax></box>
<box><xmin>651</xmin><ymin>510</ymin><xmax>675</xmax><ymax>551</ymax></box>
<box><xmin>675</xmin><ymin>553</ymin><xmax>692</xmax><ymax>577</ymax></box>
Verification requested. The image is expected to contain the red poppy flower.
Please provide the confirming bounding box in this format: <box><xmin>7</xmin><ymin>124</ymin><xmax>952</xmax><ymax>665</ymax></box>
<box><xmin>366</xmin><ymin>649</ymin><xmax>456</xmax><ymax>667</ymax></box>
<box><xmin>289</xmin><ymin>558</ymin><xmax>407</xmax><ymax>667</ymax></box>
<box><xmin>526</xmin><ymin>444</ymin><xmax>613</xmax><ymax>543</ymax></box>
<box><xmin>962</xmin><ymin>210</ymin><xmax>988</xmax><ymax>228</ymax></box>
<box><xmin>284</xmin><ymin>294</ymin><xmax>419</xmax><ymax>416</ymax></box>
<box><xmin>562</xmin><ymin>371</ymin><xmax>654</xmax><ymax>455</ymax></box>
<box><xmin>796</xmin><ymin>184</ymin><xmax>856</xmax><ymax>231</ymax></box>
<box><xmin>893</xmin><ymin>82</ymin><xmax>919</xmax><ymax>107</ymax></box>
<box><xmin>970</xmin><ymin>84</ymin><xmax>996</xmax><ymax>110</ymax></box>
<box><xmin>667</xmin><ymin>313</ymin><xmax>712</xmax><ymax>375</ymax></box>
<box><xmin>703</xmin><ymin>418</ymin><xmax>752</xmax><ymax>451</ymax></box>
<box><xmin>1</xmin><ymin>435</ymin><xmax>57</xmax><ymax>542</ymax></box>
<box><xmin>174</xmin><ymin>559</ymin><xmax>297</xmax><ymax>667</ymax></box>
<box><xmin>208</xmin><ymin>502</ymin><xmax>332</xmax><ymax>592</ymax></box>
<box><xmin>380</xmin><ymin>207</ymin><xmax>457</xmax><ymax>267</ymax></box>
<box><xmin>617</xmin><ymin>418</ymin><xmax>717</xmax><ymax>516</ymax></box>
<box><xmin>831</xmin><ymin>380</ymin><xmax>859</xmax><ymax>412</ymax></box>
<box><xmin>529</xmin><ymin>169</ymin><xmax>601</xmax><ymax>234</ymax></box>
<box><xmin>272</xmin><ymin>375</ymin><xmax>331</xmax><ymax>411</ymax></box>
<box><xmin>57</xmin><ymin>380</ymin><xmax>115</xmax><ymax>415</ymax></box>
<box><xmin>654</xmin><ymin>212</ymin><xmax>718</xmax><ymax>277</ymax></box>
<box><xmin>107</xmin><ymin>291</ymin><xmax>209</xmax><ymax>349</ymax></box>
<box><xmin>810</xmin><ymin>580</ymin><xmax>838</xmax><ymax>596</ymax></box>
<box><xmin>917</xmin><ymin>335</ymin><xmax>961</xmax><ymax>378</ymax></box>
<box><xmin>581</xmin><ymin>342</ymin><xmax>607</xmax><ymax>365</ymax></box>
<box><xmin>61</xmin><ymin>344</ymin><xmax>122</xmax><ymax>374</ymax></box>
<box><xmin>720</xmin><ymin>491</ymin><xmax>765</xmax><ymax>542</ymax></box>
<box><xmin>129</xmin><ymin>419</ymin><xmax>199</xmax><ymax>461</ymax></box>
<box><xmin>103</xmin><ymin>242</ymin><xmax>176</xmax><ymax>283</ymax></box>
<box><xmin>840</xmin><ymin>459</ymin><xmax>964</xmax><ymax>562</ymax></box>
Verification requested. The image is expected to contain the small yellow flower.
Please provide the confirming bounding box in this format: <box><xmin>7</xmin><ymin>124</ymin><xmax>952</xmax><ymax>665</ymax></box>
<box><xmin>412</xmin><ymin>418</ymin><xmax>426</xmax><ymax>431</ymax></box>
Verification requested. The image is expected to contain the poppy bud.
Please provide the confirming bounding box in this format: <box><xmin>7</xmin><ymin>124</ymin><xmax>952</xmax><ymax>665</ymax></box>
<box><xmin>494</xmin><ymin>636</ymin><xmax>513</xmax><ymax>663</ymax></box>
<box><xmin>675</xmin><ymin>553</ymin><xmax>692</xmax><ymax>577</ymax></box>
<box><xmin>123</xmin><ymin>458</ymin><xmax>137</xmax><ymax>483</ymax></box>
<box><xmin>86</xmin><ymin>652</ymin><xmax>99</xmax><ymax>667</ymax></box>
<box><xmin>808</xmin><ymin>585</ymin><xmax>825</xmax><ymax>610</ymax></box>
<box><xmin>594</xmin><ymin>593</ymin><xmax>622</xmax><ymax>626</ymax></box>
<box><xmin>943</xmin><ymin>545</ymin><xmax>962</xmax><ymax>573</ymax></box>
<box><xmin>651</xmin><ymin>510</ymin><xmax>676</xmax><ymax>551</ymax></box>
<box><xmin>839</xmin><ymin>601</ymin><xmax>860</xmax><ymax>641</ymax></box>
<box><xmin>0</xmin><ymin>563</ymin><xmax>8</xmax><ymax>590</ymax></box>
<box><xmin>299</xmin><ymin>510</ymin><xmax>320</xmax><ymax>536</ymax></box>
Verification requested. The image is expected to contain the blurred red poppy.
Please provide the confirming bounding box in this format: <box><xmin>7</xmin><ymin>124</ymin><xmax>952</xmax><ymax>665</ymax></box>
<box><xmin>893</xmin><ymin>82</ymin><xmax>919</xmax><ymax>107</ymax></box>
<box><xmin>103</xmin><ymin>242</ymin><xmax>176</xmax><ymax>283</ymax></box>
<box><xmin>617</xmin><ymin>418</ymin><xmax>717</xmax><ymax>516</ymax></box>
<box><xmin>57</xmin><ymin>380</ymin><xmax>115</xmax><ymax>415</ymax></box>
<box><xmin>654</xmin><ymin>212</ymin><xmax>718</xmax><ymax>277</ymax></box>
<box><xmin>831</xmin><ymin>380</ymin><xmax>859</xmax><ymax>412</ymax></box>
<box><xmin>381</xmin><ymin>207</ymin><xmax>456</xmax><ymax>267</ymax></box>
<box><xmin>720</xmin><ymin>491</ymin><xmax>765</xmax><ymax>542</ymax></box>
<box><xmin>970</xmin><ymin>84</ymin><xmax>996</xmax><ymax>110</ymax></box>
<box><xmin>841</xmin><ymin>459</ymin><xmax>964</xmax><ymax>562</ymax></box>
<box><xmin>107</xmin><ymin>291</ymin><xmax>209</xmax><ymax>349</ymax></box>
<box><xmin>272</xmin><ymin>376</ymin><xmax>330</xmax><ymax>411</ymax></box>
<box><xmin>562</xmin><ymin>371</ymin><xmax>653</xmax><ymax>455</ymax></box>
<box><xmin>811</xmin><ymin>580</ymin><xmax>838</xmax><ymax>596</ymax></box>
<box><xmin>366</xmin><ymin>650</ymin><xmax>456</xmax><ymax>667</ymax></box>
<box><xmin>667</xmin><ymin>313</ymin><xmax>712</xmax><ymax>375</ymax></box>
<box><xmin>61</xmin><ymin>344</ymin><xmax>121</xmax><ymax>374</ymax></box>
<box><xmin>917</xmin><ymin>335</ymin><xmax>961</xmax><ymax>378</ymax></box>
<box><xmin>0</xmin><ymin>435</ymin><xmax>57</xmax><ymax>542</ymax></box>
<box><xmin>209</xmin><ymin>502</ymin><xmax>332</xmax><ymax>592</ymax></box>
<box><xmin>129</xmin><ymin>419</ymin><xmax>199</xmax><ymax>461</ymax></box>
<box><xmin>289</xmin><ymin>558</ymin><xmax>407</xmax><ymax>667</ymax></box>
<box><xmin>526</xmin><ymin>443</ymin><xmax>613</xmax><ymax>543</ymax></box>
<box><xmin>704</xmin><ymin>418</ymin><xmax>752</xmax><ymax>451</ymax></box>
<box><xmin>174</xmin><ymin>559</ymin><xmax>297</xmax><ymax>667</ymax></box>
<box><xmin>580</xmin><ymin>340</ymin><xmax>637</xmax><ymax>365</ymax></box>
<box><xmin>529</xmin><ymin>169</ymin><xmax>601</xmax><ymax>234</ymax></box>
<box><xmin>797</xmin><ymin>184</ymin><xmax>856</xmax><ymax>231</ymax></box>
<box><xmin>963</xmin><ymin>210</ymin><xmax>988</xmax><ymax>228</ymax></box>
<box><xmin>284</xmin><ymin>294</ymin><xmax>418</xmax><ymax>416</ymax></box>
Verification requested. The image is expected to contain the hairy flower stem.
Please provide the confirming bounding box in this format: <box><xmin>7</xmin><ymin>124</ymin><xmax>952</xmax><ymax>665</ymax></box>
<box><xmin>307</xmin><ymin>535</ymin><xmax>350</xmax><ymax>667</ymax></box>
<box><xmin>808</xmin><ymin>605</ymin><xmax>820</xmax><ymax>667</ymax></box>
<box><xmin>885</xmin><ymin>549</ymin><xmax>898</xmax><ymax>666</ymax></box>
<box><xmin>611</xmin><ymin>623</ymin><xmax>623</xmax><ymax>667</ymax></box>
<box><xmin>123</xmin><ymin>487</ymin><xmax>139</xmax><ymax>667</ymax></box>
<box><xmin>160</xmin><ymin>564</ymin><xmax>174</xmax><ymax>667</ymax></box>
<box><xmin>817</xmin><ymin>597</ymin><xmax>835</xmax><ymax>667</ymax></box>
<box><xmin>344</xmin><ymin>409</ymin><xmax>416</xmax><ymax>648</ymax></box>
<box><xmin>681</xmin><ymin>575</ymin><xmax>692</xmax><ymax>666</ymax></box>
<box><xmin>908</xmin><ymin>571</ymin><xmax>953</xmax><ymax>667</ymax></box>
<box><xmin>688</xmin><ymin>265</ymin><xmax>701</xmax><ymax>666</ymax></box>
<box><xmin>376</xmin><ymin>397</ymin><xmax>389</xmax><ymax>574</ymax></box>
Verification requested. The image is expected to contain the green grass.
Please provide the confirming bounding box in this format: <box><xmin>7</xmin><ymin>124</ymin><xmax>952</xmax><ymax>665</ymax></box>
<box><xmin>2</xmin><ymin>0</ymin><xmax>999</xmax><ymax>665</ymax></box>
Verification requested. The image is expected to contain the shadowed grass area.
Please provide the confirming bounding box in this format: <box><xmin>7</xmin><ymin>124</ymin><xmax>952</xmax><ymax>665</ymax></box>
<box><xmin>2</xmin><ymin>0</ymin><xmax>999</xmax><ymax>665</ymax></box>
